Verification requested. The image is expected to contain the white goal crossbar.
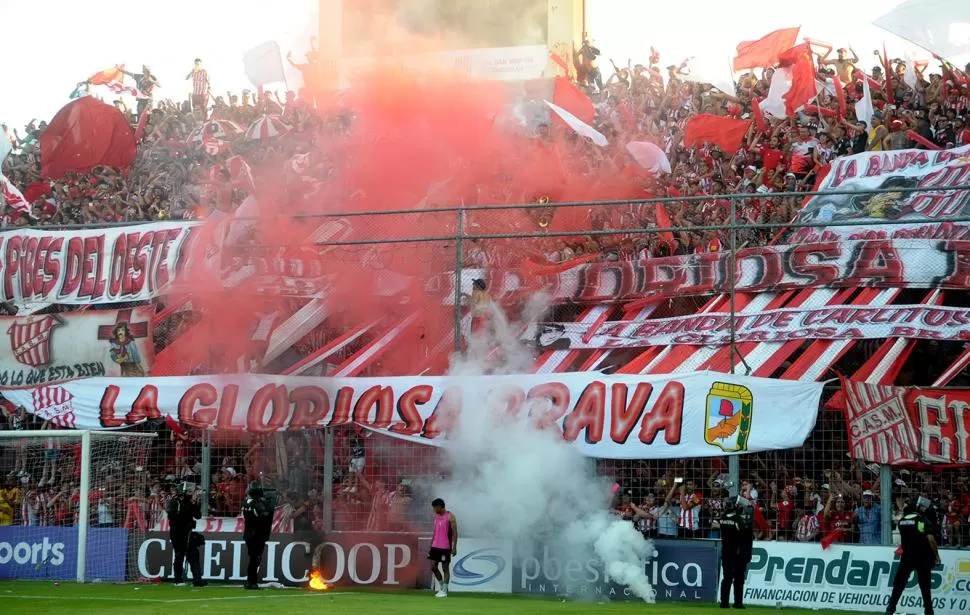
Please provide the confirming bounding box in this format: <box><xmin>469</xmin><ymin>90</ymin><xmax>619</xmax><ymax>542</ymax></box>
<box><xmin>0</xmin><ymin>430</ymin><xmax>157</xmax><ymax>582</ymax></box>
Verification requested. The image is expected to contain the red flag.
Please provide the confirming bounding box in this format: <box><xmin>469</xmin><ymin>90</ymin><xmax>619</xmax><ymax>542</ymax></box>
<box><xmin>683</xmin><ymin>114</ymin><xmax>752</xmax><ymax>153</ymax></box>
<box><xmin>552</xmin><ymin>76</ymin><xmax>595</xmax><ymax>125</ymax></box>
<box><xmin>803</xmin><ymin>104</ymin><xmax>837</xmax><ymax>118</ymax></box>
<box><xmin>550</xmin><ymin>52</ymin><xmax>571</xmax><ymax>75</ymax></box>
<box><xmin>907</xmin><ymin>129</ymin><xmax>943</xmax><ymax>150</ymax></box>
<box><xmin>88</xmin><ymin>65</ymin><xmax>125</xmax><ymax>86</ymax></box>
<box><xmin>821</xmin><ymin>528</ymin><xmax>843</xmax><ymax>550</ymax></box>
<box><xmin>654</xmin><ymin>203</ymin><xmax>676</xmax><ymax>250</ymax></box>
<box><xmin>832</xmin><ymin>71</ymin><xmax>847</xmax><ymax>117</ymax></box>
<box><xmin>733</xmin><ymin>27</ymin><xmax>800</xmax><ymax>71</ymax></box>
<box><xmin>752</xmin><ymin>97</ymin><xmax>768</xmax><ymax>133</ymax></box>
<box><xmin>779</xmin><ymin>43</ymin><xmax>816</xmax><ymax>116</ymax></box>
<box><xmin>163</xmin><ymin>415</ymin><xmax>186</xmax><ymax>436</ymax></box>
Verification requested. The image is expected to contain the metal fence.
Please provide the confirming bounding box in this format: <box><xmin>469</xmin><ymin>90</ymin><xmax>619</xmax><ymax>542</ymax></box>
<box><xmin>2</xmin><ymin>184</ymin><xmax>970</xmax><ymax>548</ymax></box>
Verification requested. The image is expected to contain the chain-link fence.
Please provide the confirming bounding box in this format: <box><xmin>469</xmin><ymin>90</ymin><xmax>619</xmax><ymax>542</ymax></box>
<box><xmin>2</xmin><ymin>186</ymin><xmax>969</xmax><ymax>549</ymax></box>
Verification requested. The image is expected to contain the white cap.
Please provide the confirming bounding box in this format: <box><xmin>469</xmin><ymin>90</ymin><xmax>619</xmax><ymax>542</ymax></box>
<box><xmin>749</xmin><ymin>488</ymin><xmax>759</xmax><ymax>501</ymax></box>
<box><xmin>821</xmin><ymin>483</ymin><xmax>830</xmax><ymax>490</ymax></box>
<box><xmin>862</xmin><ymin>490</ymin><xmax>874</xmax><ymax>497</ymax></box>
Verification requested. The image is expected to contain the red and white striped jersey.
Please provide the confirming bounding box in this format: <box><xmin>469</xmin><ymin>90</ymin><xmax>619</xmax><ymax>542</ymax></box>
<box><xmin>638</xmin><ymin>506</ymin><xmax>660</xmax><ymax>533</ymax></box>
<box><xmin>191</xmin><ymin>69</ymin><xmax>210</xmax><ymax>96</ymax></box>
<box><xmin>679</xmin><ymin>491</ymin><xmax>703</xmax><ymax>530</ymax></box>
<box><xmin>795</xmin><ymin>513</ymin><xmax>820</xmax><ymax>542</ymax></box>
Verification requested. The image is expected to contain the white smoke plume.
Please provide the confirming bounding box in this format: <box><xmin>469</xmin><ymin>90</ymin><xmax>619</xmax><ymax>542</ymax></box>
<box><xmin>437</xmin><ymin>296</ymin><xmax>656</xmax><ymax>602</ymax></box>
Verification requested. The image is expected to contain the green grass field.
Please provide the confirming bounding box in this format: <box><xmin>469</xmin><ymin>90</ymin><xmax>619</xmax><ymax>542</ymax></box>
<box><xmin>0</xmin><ymin>581</ymin><xmax>874</xmax><ymax>615</ymax></box>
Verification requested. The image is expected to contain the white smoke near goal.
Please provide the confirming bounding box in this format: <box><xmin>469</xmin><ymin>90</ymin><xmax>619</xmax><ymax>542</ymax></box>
<box><xmin>437</xmin><ymin>294</ymin><xmax>656</xmax><ymax>602</ymax></box>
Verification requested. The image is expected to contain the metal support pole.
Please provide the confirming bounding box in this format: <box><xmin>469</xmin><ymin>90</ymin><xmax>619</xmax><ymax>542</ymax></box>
<box><xmin>727</xmin><ymin>200</ymin><xmax>741</xmax><ymax>497</ymax></box>
<box><xmin>880</xmin><ymin>464</ymin><xmax>892</xmax><ymax>545</ymax></box>
<box><xmin>729</xmin><ymin>200</ymin><xmax>738</xmax><ymax>376</ymax></box>
<box><xmin>323</xmin><ymin>429</ymin><xmax>335</xmax><ymax>532</ymax></box>
<box><xmin>453</xmin><ymin>209</ymin><xmax>465</xmax><ymax>353</ymax></box>
<box><xmin>200</xmin><ymin>431</ymin><xmax>212</xmax><ymax>517</ymax></box>
<box><xmin>76</xmin><ymin>431</ymin><xmax>91</xmax><ymax>583</ymax></box>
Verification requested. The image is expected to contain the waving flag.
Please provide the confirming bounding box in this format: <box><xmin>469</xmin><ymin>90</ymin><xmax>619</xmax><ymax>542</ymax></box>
<box><xmin>88</xmin><ymin>65</ymin><xmax>126</xmax><ymax>86</ymax></box>
<box><xmin>1</xmin><ymin>172</ymin><xmax>31</xmax><ymax>216</ymax></box>
<box><xmin>779</xmin><ymin>43</ymin><xmax>816</xmax><ymax>116</ymax></box>
<box><xmin>552</xmin><ymin>76</ymin><xmax>595</xmax><ymax>125</ymax></box>
<box><xmin>873</xmin><ymin>0</ymin><xmax>970</xmax><ymax>59</ymax></box>
<box><xmin>684</xmin><ymin>114</ymin><xmax>751</xmax><ymax>153</ymax></box>
<box><xmin>544</xmin><ymin>100</ymin><xmax>608</xmax><ymax>147</ymax></box>
<box><xmin>733</xmin><ymin>27</ymin><xmax>800</xmax><ymax>71</ymax></box>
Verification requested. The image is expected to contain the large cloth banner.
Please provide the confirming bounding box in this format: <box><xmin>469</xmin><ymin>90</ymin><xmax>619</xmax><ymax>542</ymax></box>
<box><xmin>841</xmin><ymin>377</ymin><xmax>970</xmax><ymax>466</ymax></box>
<box><xmin>0</xmin><ymin>306</ymin><xmax>154</xmax><ymax>390</ymax></box>
<box><xmin>527</xmin><ymin>304</ymin><xmax>970</xmax><ymax>349</ymax></box>
<box><xmin>453</xmin><ymin>238</ymin><xmax>970</xmax><ymax>305</ymax></box>
<box><xmin>794</xmin><ymin>145</ymin><xmax>970</xmax><ymax>242</ymax></box>
<box><xmin>1</xmin><ymin>371</ymin><xmax>824</xmax><ymax>459</ymax></box>
<box><xmin>0</xmin><ymin>223</ymin><xmax>197</xmax><ymax>305</ymax></box>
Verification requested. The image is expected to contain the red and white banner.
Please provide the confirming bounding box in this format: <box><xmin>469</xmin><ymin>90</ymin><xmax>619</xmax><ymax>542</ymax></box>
<box><xmin>452</xmin><ymin>238</ymin><xmax>970</xmax><ymax>305</ymax></box>
<box><xmin>841</xmin><ymin>377</ymin><xmax>970</xmax><ymax>466</ymax></box>
<box><xmin>0</xmin><ymin>223</ymin><xmax>197</xmax><ymax>306</ymax></box>
<box><xmin>793</xmin><ymin>146</ymin><xmax>970</xmax><ymax>242</ymax></box>
<box><xmin>150</xmin><ymin>508</ymin><xmax>293</xmax><ymax>534</ymax></box>
<box><xmin>2</xmin><ymin>372</ymin><xmax>823</xmax><ymax>459</ymax></box>
<box><xmin>0</xmin><ymin>306</ymin><xmax>154</xmax><ymax>389</ymax></box>
<box><xmin>528</xmin><ymin>304</ymin><xmax>970</xmax><ymax>349</ymax></box>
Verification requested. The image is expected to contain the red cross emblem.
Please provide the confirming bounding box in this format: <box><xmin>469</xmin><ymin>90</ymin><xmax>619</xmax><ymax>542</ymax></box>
<box><xmin>97</xmin><ymin>309</ymin><xmax>150</xmax><ymax>342</ymax></box>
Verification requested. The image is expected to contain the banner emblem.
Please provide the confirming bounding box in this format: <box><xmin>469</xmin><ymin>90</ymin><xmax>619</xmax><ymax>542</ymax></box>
<box><xmin>7</xmin><ymin>315</ymin><xmax>63</xmax><ymax>367</ymax></box>
<box><xmin>705</xmin><ymin>382</ymin><xmax>753</xmax><ymax>452</ymax></box>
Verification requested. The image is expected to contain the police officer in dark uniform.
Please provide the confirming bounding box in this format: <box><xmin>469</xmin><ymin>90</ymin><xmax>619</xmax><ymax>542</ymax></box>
<box><xmin>241</xmin><ymin>480</ymin><xmax>274</xmax><ymax>590</ymax></box>
<box><xmin>167</xmin><ymin>483</ymin><xmax>206</xmax><ymax>586</ymax></box>
<box><xmin>887</xmin><ymin>496</ymin><xmax>939</xmax><ymax>615</ymax></box>
<box><xmin>719</xmin><ymin>495</ymin><xmax>755</xmax><ymax>609</ymax></box>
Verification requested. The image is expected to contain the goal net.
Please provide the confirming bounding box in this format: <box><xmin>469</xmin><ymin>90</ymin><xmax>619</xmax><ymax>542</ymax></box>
<box><xmin>0</xmin><ymin>430</ymin><xmax>156</xmax><ymax>582</ymax></box>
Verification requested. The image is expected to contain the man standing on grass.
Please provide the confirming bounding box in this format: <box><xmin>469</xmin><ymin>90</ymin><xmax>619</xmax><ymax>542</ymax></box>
<box><xmin>429</xmin><ymin>498</ymin><xmax>457</xmax><ymax>598</ymax></box>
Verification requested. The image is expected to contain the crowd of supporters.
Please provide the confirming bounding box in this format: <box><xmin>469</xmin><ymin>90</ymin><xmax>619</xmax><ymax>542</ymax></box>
<box><xmin>2</xmin><ymin>41</ymin><xmax>970</xmax><ymax>543</ymax></box>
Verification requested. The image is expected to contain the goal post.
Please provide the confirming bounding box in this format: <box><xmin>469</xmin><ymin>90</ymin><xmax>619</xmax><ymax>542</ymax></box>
<box><xmin>0</xmin><ymin>430</ymin><xmax>156</xmax><ymax>583</ymax></box>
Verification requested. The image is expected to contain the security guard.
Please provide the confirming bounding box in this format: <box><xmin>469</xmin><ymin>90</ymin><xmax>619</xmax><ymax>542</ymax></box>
<box><xmin>167</xmin><ymin>483</ymin><xmax>206</xmax><ymax>586</ymax></box>
<box><xmin>887</xmin><ymin>496</ymin><xmax>939</xmax><ymax>615</ymax></box>
<box><xmin>241</xmin><ymin>480</ymin><xmax>273</xmax><ymax>590</ymax></box>
<box><xmin>719</xmin><ymin>495</ymin><xmax>755</xmax><ymax>609</ymax></box>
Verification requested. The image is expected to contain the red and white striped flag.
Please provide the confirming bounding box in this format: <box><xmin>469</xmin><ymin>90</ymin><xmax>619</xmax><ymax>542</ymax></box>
<box><xmin>1</xmin><ymin>172</ymin><xmax>31</xmax><ymax>216</ymax></box>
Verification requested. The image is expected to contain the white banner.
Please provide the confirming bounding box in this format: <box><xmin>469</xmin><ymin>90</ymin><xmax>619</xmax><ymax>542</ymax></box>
<box><xmin>0</xmin><ymin>222</ymin><xmax>198</xmax><ymax>306</ymax></box>
<box><xmin>745</xmin><ymin>542</ymin><xmax>970</xmax><ymax>615</ymax></box>
<box><xmin>450</xmin><ymin>238</ymin><xmax>970</xmax><ymax>306</ymax></box>
<box><xmin>793</xmin><ymin>146</ymin><xmax>970</xmax><ymax>242</ymax></box>
<box><xmin>0</xmin><ymin>371</ymin><xmax>823</xmax><ymax>459</ymax></box>
<box><xmin>0</xmin><ymin>306</ymin><xmax>154</xmax><ymax>389</ymax></box>
<box><xmin>527</xmin><ymin>304</ymin><xmax>970</xmax><ymax>350</ymax></box>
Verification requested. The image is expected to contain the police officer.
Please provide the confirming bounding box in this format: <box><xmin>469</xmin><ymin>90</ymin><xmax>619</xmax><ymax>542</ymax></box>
<box><xmin>241</xmin><ymin>480</ymin><xmax>273</xmax><ymax>590</ymax></box>
<box><xmin>887</xmin><ymin>496</ymin><xmax>939</xmax><ymax>615</ymax></box>
<box><xmin>719</xmin><ymin>495</ymin><xmax>755</xmax><ymax>609</ymax></box>
<box><xmin>167</xmin><ymin>483</ymin><xmax>206</xmax><ymax>586</ymax></box>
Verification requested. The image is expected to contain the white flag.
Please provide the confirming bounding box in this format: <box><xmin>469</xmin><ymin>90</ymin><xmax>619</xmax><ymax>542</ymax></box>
<box><xmin>544</xmin><ymin>100</ymin><xmax>609</xmax><ymax>147</ymax></box>
<box><xmin>243</xmin><ymin>41</ymin><xmax>286</xmax><ymax>87</ymax></box>
<box><xmin>855</xmin><ymin>78</ymin><xmax>875</xmax><ymax>130</ymax></box>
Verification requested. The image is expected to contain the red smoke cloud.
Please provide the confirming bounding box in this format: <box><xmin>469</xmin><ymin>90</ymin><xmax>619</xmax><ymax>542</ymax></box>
<box><xmin>160</xmin><ymin>39</ymin><xmax>654</xmax><ymax>378</ymax></box>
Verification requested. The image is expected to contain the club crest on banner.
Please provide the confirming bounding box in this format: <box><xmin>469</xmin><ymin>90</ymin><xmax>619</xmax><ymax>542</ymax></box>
<box><xmin>705</xmin><ymin>382</ymin><xmax>753</xmax><ymax>453</ymax></box>
<box><xmin>31</xmin><ymin>385</ymin><xmax>76</xmax><ymax>427</ymax></box>
<box><xmin>7</xmin><ymin>315</ymin><xmax>64</xmax><ymax>368</ymax></box>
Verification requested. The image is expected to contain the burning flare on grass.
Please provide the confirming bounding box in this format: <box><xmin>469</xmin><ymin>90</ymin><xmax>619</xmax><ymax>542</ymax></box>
<box><xmin>308</xmin><ymin>570</ymin><xmax>329</xmax><ymax>591</ymax></box>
